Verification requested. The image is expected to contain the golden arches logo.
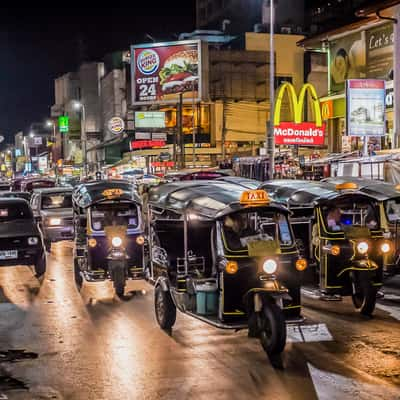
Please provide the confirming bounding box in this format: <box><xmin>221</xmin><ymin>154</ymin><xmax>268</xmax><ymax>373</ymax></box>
<box><xmin>273</xmin><ymin>82</ymin><xmax>323</xmax><ymax>127</ymax></box>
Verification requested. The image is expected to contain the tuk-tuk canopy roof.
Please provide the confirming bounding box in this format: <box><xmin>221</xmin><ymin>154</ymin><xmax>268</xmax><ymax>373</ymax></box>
<box><xmin>72</xmin><ymin>180</ymin><xmax>141</xmax><ymax>209</ymax></box>
<box><xmin>215</xmin><ymin>176</ymin><xmax>260</xmax><ymax>189</ymax></box>
<box><xmin>148</xmin><ymin>181</ymin><xmax>289</xmax><ymax>219</ymax></box>
<box><xmin>260</xmin><ymin>179</ymin><xmax>377</xmax><ymax>207</ymax></box>
<box><xmin>323</xmin><ymin>177</ymin><xmax>400</xmax><ymax>201</ymax></box>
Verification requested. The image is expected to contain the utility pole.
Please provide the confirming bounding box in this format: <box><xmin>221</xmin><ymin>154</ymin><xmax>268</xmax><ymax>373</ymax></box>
<box><xmin>267</xmin><ymin>0</ymin><xmax>275</xmax><ymax>180</ymax></box>
<box><xmin>177</xmin><ymin>93</ymin><xmax>184</xmax><ymax>169</ymax></box>
<box><xmin>192</xmin><ymin>82</ymin><xmax>196</xmax><ymax>167</ymax></box>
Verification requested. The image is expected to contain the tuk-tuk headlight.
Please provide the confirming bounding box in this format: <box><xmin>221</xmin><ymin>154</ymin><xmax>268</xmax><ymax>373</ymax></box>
<box><xmin>49</xmin><ymin>218</ymin><xmax>61</xmax><ymax>226</ymax></box>
<box><xmin>357</xmin><ymin>241</ymin><xmax>369</xmax><ymax>255</ymax></box>
<box><xmin>112</xmin><ymin>236</ymin><xmax>123</xmax><ymax>247</ymax></box>
<box><xmin>381</xmin><ymin>242</ymin><xmax>391</xmax><ymax>254</ymax></box>
<box><xmin>225</xmin><ymin>261</ymin><xmax>238</xmax><ymax>274</ymax></box>
<box><xmin>263</xmin><ymin>259</ymin><xmax>277</xmax><ymax>274</ymax></box>
<box><xmin>28</xmin><ymin>237</ymin><xmax>39</xmax><ymax>245</ymax></box>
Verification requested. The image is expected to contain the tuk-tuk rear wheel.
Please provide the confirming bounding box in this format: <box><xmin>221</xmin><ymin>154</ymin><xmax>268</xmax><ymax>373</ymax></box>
<box><xmin>258</xmin><ymin>303</ymin><xmax>286</xmax><ymax>356</ymax></box>
<box><xmin>155</xmin><ymin>286</ymin><xmax>176</xmax><ymax>330</ymax></box>
<box><xmin>352</xmin><ymin>282</ymin><xmax>377</xmax><ymax>316</ymax></box>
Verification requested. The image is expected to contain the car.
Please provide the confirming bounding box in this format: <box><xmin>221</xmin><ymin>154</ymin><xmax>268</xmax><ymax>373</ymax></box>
<box><xmin>0</xmin><ymin>198</ymin><xmax>46</xmax><ymax>278</ymax></box>
<box><xmin>20</xmin><ymin>177</ymin><xmax>56</xmax><ymax>192</ymax></box>
<box><xmin>30</xmin><ymin>187</ymin><xmax>74</xmax><ymax>252</ymax></box>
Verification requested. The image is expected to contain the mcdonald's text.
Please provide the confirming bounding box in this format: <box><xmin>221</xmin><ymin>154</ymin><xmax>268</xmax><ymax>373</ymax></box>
<box><xmin>274</xmin><ymin>122</ymin><xmax>325</xmax><ymax>145</ymax></box>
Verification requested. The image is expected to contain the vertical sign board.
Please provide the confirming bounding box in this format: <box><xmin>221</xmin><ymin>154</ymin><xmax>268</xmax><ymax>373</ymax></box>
<box><xmin>346</xmin><ymin>79</ymin><xmax>386</xmax><ymax>136</ymax></box>
<box><xmin>131</xmin><ymin>40</ymin><xmax>203</xmax><ymax>105</ymax></box>
<box><xmin>58</xmin><ymin>116</ymin><xmax>69</xmax><ymax>133</ymax></box>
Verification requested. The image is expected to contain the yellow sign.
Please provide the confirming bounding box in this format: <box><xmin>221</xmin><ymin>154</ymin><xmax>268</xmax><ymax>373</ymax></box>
<box><xmin>336</xmin><ymin>182</ymin><xmax>358</xmax><ymax>191</ymax></box>
<box><xmin>274</xmin><ymin>82</ymin><xmax>323</xmax><ymax>127</ymax></box>
<box><xmin>240</xmin><ymin>190</ymin><xmax>269</xmax><ymax>206</ymax></box>
<box><xmin>321</xmin><ymin>100</ymin><xmax>333</xmax><ymax>120</ymax></box>
<box><xmin>102</xmin><ymin>188</ymin><xmax>124</xmax><ymax>198</ymax></box>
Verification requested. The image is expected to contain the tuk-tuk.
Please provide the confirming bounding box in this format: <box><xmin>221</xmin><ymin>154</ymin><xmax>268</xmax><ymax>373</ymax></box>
<box><xmin>72</xmin><ymin>180</ymin><xmax>145</xmax><ymax>297</ymax></box>
<box><xmin>147</xmin><ymin>181</ymin><xmax>307</xmax><ymax>357</ymax></box>
<box><xmin>323</xmin><ymin>177</ymin><xmax>400</xmax><ymax>275</ymax></box>
<box><xmin>260</xmin><ymin>180</ymin><xmax>391</xmax><ymax>315</ymax></box>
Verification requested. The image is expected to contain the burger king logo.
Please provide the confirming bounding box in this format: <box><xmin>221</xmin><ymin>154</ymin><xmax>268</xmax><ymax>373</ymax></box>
<box><xmin>137</xmin><ymin>49</ymin><xmax>160</xmax><ymax>75</ymax></box>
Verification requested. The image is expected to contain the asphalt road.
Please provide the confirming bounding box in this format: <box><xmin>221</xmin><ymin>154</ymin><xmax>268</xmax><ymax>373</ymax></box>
<box><xmin>0</xmin><ymin>242</ymin><xmax>399</xmax><ymax>400</ymax></box>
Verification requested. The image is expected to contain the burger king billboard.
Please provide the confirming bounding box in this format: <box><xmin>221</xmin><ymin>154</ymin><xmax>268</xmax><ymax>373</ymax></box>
<box><xmin>131</xmin><ymin>40</ymin><xmax>205</xmax><ymax>105</ymax></box>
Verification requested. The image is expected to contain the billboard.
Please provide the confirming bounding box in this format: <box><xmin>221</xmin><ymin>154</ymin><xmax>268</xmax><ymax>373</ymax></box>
<box><xmin>329</xmin><ymin>23</ymin><xmax>393</xmax><ymax>92</ymax></box>
<box><xmin>273</xmin><ymin>83</ymin><xmax>325</xmax><ymax>146</ymax></box>
<box><xmin>131</xmin><ymin>40</ymin><xmax>202</xmax><ymax>105</ymax></box>
<box><xmin>346</xmin><ymin>79</ymin><xmax>386</xmax><ymax>137</ymax></box>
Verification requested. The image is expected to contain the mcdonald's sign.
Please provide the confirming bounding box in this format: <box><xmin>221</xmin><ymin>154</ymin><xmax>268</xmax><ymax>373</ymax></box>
<box><xmin>274</xmin><ymin>83</ymin><xmax>326</xmax><ymax>146</ymax></box>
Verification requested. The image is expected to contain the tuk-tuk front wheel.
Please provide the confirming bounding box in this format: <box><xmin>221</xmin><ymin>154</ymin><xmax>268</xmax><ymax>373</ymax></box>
<box><xmin>74</xmin><ymin>259</ymin><xmax>83</xmax><ymax>290</ymax></box>
<box><xmin>112</xmin><ymin>268</ymin><xmax>126</xmax><ymax>298</ymax></box>
<box><xmin>352</xmin><ymin>280</ymin><xmax>377</xmax><ymax>316</ymax></box>
<box><xmin>258</xmin><ymin>303</ymin><xmax>286</xmax><ymax>356</ymax></box>
<box><xmin>155</xmin><ymin>286</ymin><xmax>176</xmax><ymax>330</ymax></box>
<box><xmin>34</xmin><ymin>253</ymin><xmax>46</xmax><ymax>279</ymax></box>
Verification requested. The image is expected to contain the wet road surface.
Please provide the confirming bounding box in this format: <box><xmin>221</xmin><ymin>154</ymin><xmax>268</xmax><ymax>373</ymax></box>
<box><xmin>0</xmin><ymin>242</ymin><xmax>399</xmax><ymax>399</ymax></box>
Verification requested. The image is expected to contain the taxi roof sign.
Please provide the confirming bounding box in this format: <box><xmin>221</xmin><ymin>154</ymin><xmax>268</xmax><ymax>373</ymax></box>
<box><xmin>240</xmin><ymin>190</ymin><xmax>269</xmax><ymax>206</ymax></box>
<box><xmin>102</xmin><ymin>188</ymin><xmax>124</xmax><ymax>198</ymax></box>
<box><xmin>335</xmin><ymin>182</ymin><xmax>358</xmax><ymax>191</ymax></box>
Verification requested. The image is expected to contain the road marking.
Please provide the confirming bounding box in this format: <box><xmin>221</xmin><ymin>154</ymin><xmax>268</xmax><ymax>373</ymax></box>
<box><xmin>287</xmin><ymin>324</ymin><xmax>333</xmax><ymax>343</ymax></box>
<box><xmin>376</xmin><ymin>303</ymin><xmax>400</xmax><ymax>321</ymax></box>
<box><xmin>381</xmin><ymin>293</ymin><xmax>400</xmax><ymax>302</ymax></box>
<box><xmin>307</xmin><ymin>363</ymin><xmax>400</xmax><ymax>400</ymax></box>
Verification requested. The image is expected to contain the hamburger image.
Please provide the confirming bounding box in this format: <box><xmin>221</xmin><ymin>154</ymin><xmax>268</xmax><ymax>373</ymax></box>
<box><xmin>159</xmin><ymin>49</ymin><xmax>199</xmax><ymax>100</ymax></box>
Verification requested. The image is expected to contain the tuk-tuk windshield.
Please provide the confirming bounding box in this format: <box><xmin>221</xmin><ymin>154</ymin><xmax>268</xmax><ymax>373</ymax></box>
<box><xmin>323</xmin><ymin>200</ymin><xmax>379</xmax><ymax>232</ymax></box>
<box><xmin>41</xmin><ymin>193</ymin><xmax>72</xmax><ymax>209</ymax></box>
<box><xmin>222</xmin><ymin>210</ymin><xmax>292</xmax><ymax>251</ymax></box>
<box><xmin>385</xmin><ymin>198</ymin><xmax>400</xmax><ymax>223</ymax></box>
<box><xmin>90</xmin><ymin>203</ymin><xmax>139</xmax><ymax>231</ymax></box>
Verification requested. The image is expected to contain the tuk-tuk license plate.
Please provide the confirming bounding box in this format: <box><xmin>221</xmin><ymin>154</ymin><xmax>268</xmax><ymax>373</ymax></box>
<box><xmin>0</xmin><ymin>250</ymin><xmax>18</xmax><ymax>260</ymax></box>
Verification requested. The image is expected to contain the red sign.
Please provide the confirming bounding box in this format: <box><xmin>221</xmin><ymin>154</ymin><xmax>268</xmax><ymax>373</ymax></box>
<box><xmin>151</xmin><ymin>161</ymin><xmax>175</xmax><ymax>167</ymax></box>
<box><xmin>131</xmin><ymin>40</ymin><xmax>201</xmax><ymax>105</ymax></box>
<box><xmin>348</xmin><ymin>79</ymin><xmax>385</xmax><ymax>89</ymax></box>
<box><xmin>130</xmin><ymin>140</ymin><xmax>166</xmax><ymax>150</ymax></box>
<box><xmin>274</xmin><ymin>122</ymin><xmax>325</xmax><ymax>146</ymax></box>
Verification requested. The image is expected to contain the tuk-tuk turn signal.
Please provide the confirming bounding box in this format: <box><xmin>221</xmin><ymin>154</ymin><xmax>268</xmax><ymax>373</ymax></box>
<box><xmin>226</xmin><ymin>261</ymin><xmax>238</xmax><ymax>274</ymax></box>
<box><xmin>331</xmin><ymin>245</ymin><xmax>341</xmax><ymax>256</ymax></box>
<box><xmin>88</xmin><ymin>238</ymin><xmax>97</xmax><ymax>247</ymax></box>
<box><xmin>295</xmin><ymin>258</ymin><xmax>308</xmax><ymax>271</ymax></box>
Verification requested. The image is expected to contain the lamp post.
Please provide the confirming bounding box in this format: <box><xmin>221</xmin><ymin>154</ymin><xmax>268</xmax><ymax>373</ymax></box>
<box><xmin>73</xmin><ymin>101</ymin><xmax>87</xmax><ymax>177</ymax></box>
<box><xmin>46</xmin><ymin>120</ymin><xmax>56</xmax><ymax>172</ymax></box>
<box><xmin>267</xmin><ymin>0</ymin><xmax>275</xmax><ymax>180</ymax></box>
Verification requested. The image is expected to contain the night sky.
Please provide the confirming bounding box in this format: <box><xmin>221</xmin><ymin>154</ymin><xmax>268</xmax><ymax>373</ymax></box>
<box><xmin>0</xmin><ymin>3</ymin><xmax>195</xmax><ymax>144</ymax></box>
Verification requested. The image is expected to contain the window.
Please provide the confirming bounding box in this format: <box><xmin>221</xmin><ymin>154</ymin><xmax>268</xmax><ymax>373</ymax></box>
<box><xmin>41</xmin><ymin>193</ymin><xmax>72</xmax><ymax>209</ymax></box>
<box><xmin>0</xmin><ymin>203</ymin><xmax>33</xmax><ymax>221</ymax></box>
<box><xmin>385</xmin><ymin>198</ymin><xmax>400</xmax><ymax>223</ymax></box>
<box><xmin>91</xmin><ymin>203</ymin><xmax>139</xmax><ymax>231</ymax></box>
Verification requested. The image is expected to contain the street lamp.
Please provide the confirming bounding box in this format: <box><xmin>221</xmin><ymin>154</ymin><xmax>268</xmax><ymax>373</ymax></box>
<box><xmin>29</xmin><ymin>131</ymin><xmax>34</xmax><ymax>138</ymax></box>
<box><xmin>73</xmin><ymin>101</ymin><xmax>87</xmax><ymax>177</ymax></box>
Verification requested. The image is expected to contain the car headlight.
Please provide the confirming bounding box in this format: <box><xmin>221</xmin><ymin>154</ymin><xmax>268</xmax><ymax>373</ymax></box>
<box><xmin>49</xmin><ymin>218</ymin><xmax>61</xmax><ymax>226</ymax></box>
<box><xmin>263</xmin><ymin>259</ymin><xmax>277</xmax><ymax>274</ymax></box>
<box><xmin>357</xmin><ymin>241</ymin><xmax>369</xmax><ymax>255</ymax></box>
<box><xmin>112</xmin><ymin>236</ymin><xmax>122</xmax><ymax>247</ymax></box>
<box><xmin>381</xmin><ymin>242</ymin><xmax>391</xmax><ymax>254</ymax></box>
<box><xmin>28</xmin><ymin>237</ymin><xmax>39</xmax><ymax>245</ymax></box>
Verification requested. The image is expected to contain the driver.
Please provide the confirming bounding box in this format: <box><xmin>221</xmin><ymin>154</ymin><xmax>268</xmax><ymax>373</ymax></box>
<box><xmin>327</xmin><ymin>207</ymin><xmax>342</xmax><ymax>232</ymax></box>
<box><xmin>223</xmin><ymin>213</ymin><xmax>254</xmax><ymax>250</ymax></box>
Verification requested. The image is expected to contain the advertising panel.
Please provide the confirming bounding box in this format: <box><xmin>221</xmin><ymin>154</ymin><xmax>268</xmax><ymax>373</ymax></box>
<box><xmin>131</xmin><ymin>40</ymin><xmax>202</xmax><ymax>105</ymax></box>
<box><xmin>329</xmin><ymin>23</ymin><xmax>393</xmax><ymax>92</ymax></box>
<box><xmin>330</xmin><ymin>31</ymin><xmax>365</xmax><ymax>93</ymax></box>
<box><xmin>346</xmin><ymin>79</ymin><xmax>386</xmax><ymax>137</ymax></box>
<box><xmin>135</xmin><ymin>112</ymin><xmax>166</xmax><ymax>128</ymax></box>
<box><xmin>273</xmin><ymin>83</ymin><xmax>325</xmax><ymax>146</ymax></box>
<box><xmin>366</xmin><ymin>23</ymin><xmax>394</xmax><ymax>80</ymax></box>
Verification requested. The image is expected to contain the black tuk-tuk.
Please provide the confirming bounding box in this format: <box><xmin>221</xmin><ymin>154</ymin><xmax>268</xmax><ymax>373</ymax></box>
<box><xmin>260</xmin><ymin>180</ymin><xmax>391</xmax><ymax>315</ymax></box>
<box><xmin>323</xmin><ymin>177</ymin><xmax>400</xmax><ymax>276</ymax></box>
<box><xmin>72</xmin><ymin>180</ymin><xmax>145</xmax><ymax>297</ymax></box>
<box><xmin>147</xmin><ymin>181</ymin><xmax>307</xmax><ymax>357</ymax></box>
